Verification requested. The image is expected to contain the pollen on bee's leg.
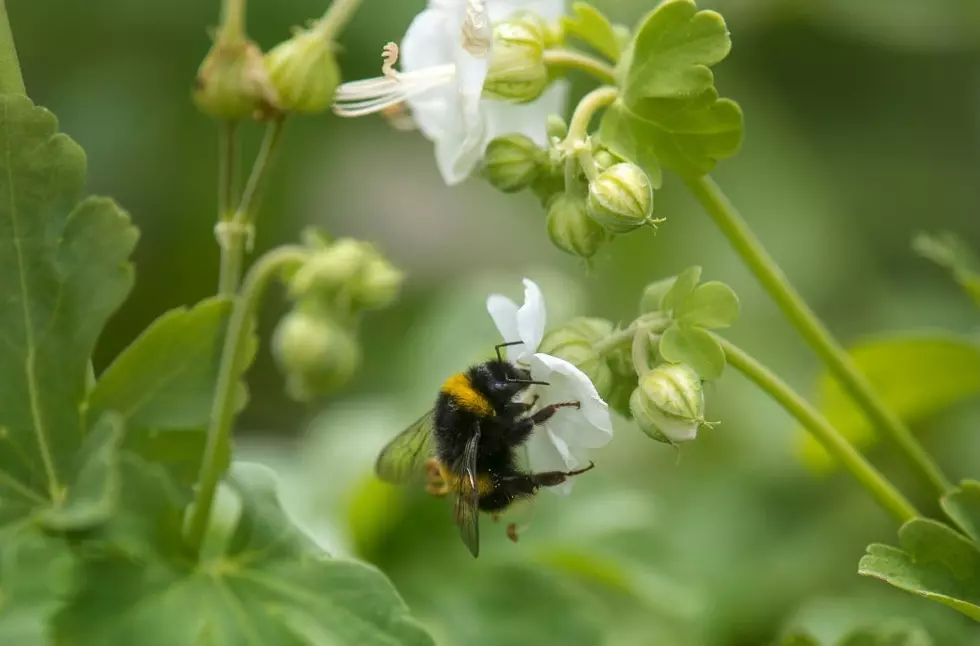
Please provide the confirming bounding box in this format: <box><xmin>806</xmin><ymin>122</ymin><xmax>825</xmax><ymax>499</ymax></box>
<box><xmin>381</xmin><ymin>102</ymin><xmax>417</xmax><ymax>132</ymax></box>
<box><xmin>506</xmin><ymin>523</ymin><xmax>519</xmax><ymax>543</ymax></box>
<box><xmin>424</xmin><ymin>457</ymin><xmax>450</xmax><ymax>497</ymax></box>
<box><xmin>491</xmin><ymin>512</ymin><xmax>501</xmax><ymax>523</ymax></box>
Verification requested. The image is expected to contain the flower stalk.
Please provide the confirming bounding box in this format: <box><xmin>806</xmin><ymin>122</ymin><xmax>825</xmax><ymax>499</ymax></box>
<box><xmin>685</xmin><ymin>174</ymin><xmax>952</xmax><ymax>495</ymax></box>
<box><xmin>316</xmin><ymin>0</ymin><xmax>365</xmax><ymax>42</ymax></box>
<box><xmin>0</xmin><ymin>0</ymin><xmax>25</xmax><ymax>96</ymax></box>
<box><xmin>542</xmin><ymin>49</ymin><xmax>616</xmax><ymax>85</ymax></box>
<box><xmin>217</xmin><ymin>118</ymin><xmax>286</xmax><ymax>294</ymax></box>
<box><xmin>187</xmin><ymin>245</ymin><xmax>308</xmax><ymax>555</ymax></box>
<box><xmin>714</xmin><ymin>334</ymin><xmax>918</xmax><ymax>523</ymax></box>
<box><xmin>562</xmin><ymin>86</ymin><xmax>617</xmax><ymax>185</ymax></box>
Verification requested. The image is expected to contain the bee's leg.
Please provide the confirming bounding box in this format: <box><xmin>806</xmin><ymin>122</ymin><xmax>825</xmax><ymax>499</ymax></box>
<box><xmin>506</xmin><ymin>523</ymin><xmax>520</xmax><ymax>543</ymax></box>
<box><xmin>501</xmin><ymin>394</ymin><xmax>539</xmax><ymax>416</ymax></box>
<box><xmin>498</xmin><ymin>400</ymin><xmax>581</xmax><ymax>445</ymax></box>
<box><xmin>424</xmin><ymin>457</ymin><xmax>451</xmax><ymax>497</ymax></box>
<box><xmin>498</xmin><ymin>462</ymin><xmax>596</xmax><ymax>491</ymax></box>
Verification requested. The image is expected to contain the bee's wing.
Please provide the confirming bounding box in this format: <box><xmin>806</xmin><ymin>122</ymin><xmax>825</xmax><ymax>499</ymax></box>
<box><xmin>451</xmin><ymin>428</ymin><xmax>481</xmax><ymax>558</ymax></box>
<box><xmin>375</xmin><ymin>408</ymin><xmax>437</xmax><ymax>484</ymax></box>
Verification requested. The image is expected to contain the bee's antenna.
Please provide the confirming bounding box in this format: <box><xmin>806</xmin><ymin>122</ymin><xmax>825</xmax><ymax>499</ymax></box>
<box><xmin>494</xmin><ymin>340</ymin><xmax>524</xmax><ymax>363</ymax></box>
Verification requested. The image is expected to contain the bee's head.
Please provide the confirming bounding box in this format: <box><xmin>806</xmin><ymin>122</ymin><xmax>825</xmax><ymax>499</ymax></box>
<box><xmin>482</xmin><ymin>359</ymin><xmax>534</xmax><ymax>400</ymax></box>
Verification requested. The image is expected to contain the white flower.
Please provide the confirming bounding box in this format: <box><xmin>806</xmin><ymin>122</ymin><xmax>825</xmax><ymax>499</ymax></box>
<box><xmin>333</xmin><ymin>0</ymin><xmax>568</xmax><ymax>186</ymax></box>
<box><xmin>487</xmin><ymin>278</ymin><xmax>612</xmax><ymax>494</ymax></box>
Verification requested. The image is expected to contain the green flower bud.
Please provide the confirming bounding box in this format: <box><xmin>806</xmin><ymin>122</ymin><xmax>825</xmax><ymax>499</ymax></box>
<box><xmin>587</xmin><ymin>163</ymin><xmax>656</xmax><ymax>234</ymax></box>
<box><xmin>265</xmin><ymin>25</ymin><xmax>341</xmax><ymax>114</ymax></box>
<box><xmin>355</xmin><ymin>255</ymin><xmax>404</xmax><ymax>311</ymax></box>
<box><xmin>547</xmin><ymin>194</ymin><xmax>608</xmax><ymax>259</ymax></box>
<box><xmin>630</xmin><ymin>363</ymin><xmax>708</xmax><ymax>444</ymax></box>
<box><xmin>273</xmin><ymin>308</ymin><xmax>361</xmax><ymax>401</ymax></box>
<box><xmin>483</xmin><ymin>15</ymin><xmax>549</xmax><ymax>103</ymax></box>
<box><xmin>482</xmin><ymin>134</ymin><xmax>544</xmax><ymax>192</ymax></box>
<box><xmin>546</xmin><ymin>115</ymin><xmax>568</xmax><ymax>141</ymax></box>
<box><xmin>530</xmin><ymin>166</ymin><xmax>564</xmax><ymax>207</ymax></box>
<box><xmin>539</xmin><ymin>317</ymin><xmax>616</xmax><ymax>399</ymax></box>
<box><xmin>194</xmin><ymin>38</ymin><xmax>279</xmax><ymax>120</ymax></box>
<box><xmin>289</xmin><ymin>239</ymin><xmax>403</xmax><ymax>312</ymax></box>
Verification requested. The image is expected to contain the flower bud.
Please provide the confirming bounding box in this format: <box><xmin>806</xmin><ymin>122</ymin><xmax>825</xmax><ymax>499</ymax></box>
<box><xmin>531</xmin><ymin>167</ymin><xmax>564</xmax><ymax>207</ymax></box>
<box><xmin>289</xmin><ymin>238</ymin><xmax>403</xmax><ymax>313</ymax></box>
<box><xmin>273</xmin><ymin>308</ymin><xmax>361</xmax><ymax>401</ymax></box>
<box><xmin>483</xmin><ymin>15</ymin><xmax>550</xmax><ymax>103</ymax></box>
<box><xmin>587</xmin><ymin>162</ymin><xmax>655</xmax><ymax>234</ymax></box>
<box><xmin>194</xmin><ymin>38</ymin><xmax>279</xmax><ymax>119</ymax></box>
<box><xmin>546</xmin><ymin>115</ymin><xmax>568</xmax><ymax>141</ymax></box>
<box><xmin>354</xmin><ymin>255</ymin><xmax>404</xmax><ymax>311</ymax></box>
<box><xmin>265</xmin><ymin>26</ymin><xmax>341</xmax><ymax>114</ymax></box>
<box><xmin>629</xmin><ymin>363</ymin><xmax>707</xmax><ymax>444</ymax></box>
<box><xmin>547</xmin><ymin>194</ymin><xmax>607</xmax><ymax>259</ymax></box>
<box><xmin>539</xmin><ymin>317</ymin><xmax>615</xmax><ymax>398</ymax></box>
<box><xmin>482</xmin><ymin>134</ymin><xmax>544</xmax><ymax>192</ymax></box>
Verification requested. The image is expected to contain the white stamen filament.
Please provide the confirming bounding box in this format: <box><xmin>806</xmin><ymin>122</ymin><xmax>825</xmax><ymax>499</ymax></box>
<box><xmin>334</xmin><ymin>64</ymin><xmax>455</xmax><ymax>117</ymax></box>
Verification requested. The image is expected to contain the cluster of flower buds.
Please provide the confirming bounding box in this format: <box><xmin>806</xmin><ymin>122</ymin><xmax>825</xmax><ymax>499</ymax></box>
<box><xmin>272</xmin><ymin>230</ymin><xmax>404</xmax><ymax>401</ymax></box>
<box><xmin>194</xmin><ymin>8</ymin><xmax>341</xmax><ymax>121</ymax></box>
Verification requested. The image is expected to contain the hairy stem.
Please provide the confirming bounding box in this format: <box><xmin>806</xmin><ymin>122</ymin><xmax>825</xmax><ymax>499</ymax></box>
<box><xmin>543</xmin><ymin>49</ymin><xmax>617</xmax><ymax>85</ymax></box>
<box><xmin>316</xmin><ymin>0</ymin><xmax>365</xmax><ymax>42</ymax></box>
<box><xmin>217</xmin><ymin>118</ymin><xmax>285</xmax><ymax>295</ymax></box>
<box><xmin>0</xmin><ymin>0</ymin><xmax>25</xmax><ymax>96</ymax></box>
<box><xmin>716</xmin><ymin>335</ymin><xmax>918</xmax><ymax>523</ymax></box>
<box><xmin>187</xmin><ymin>245</ymin><xmax>308</xmax><ymax>555</ymax></box>
<box><xmin>686</xmin><ymin>175</ymin><xmax>952</xmax><ymax>495</ymax></box>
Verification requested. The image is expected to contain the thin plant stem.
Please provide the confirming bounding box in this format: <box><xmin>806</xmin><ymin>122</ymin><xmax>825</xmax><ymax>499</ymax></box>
<box><xmin>543</xmin><ymin>49</ymin><xmax>617</xmax><ymax>85</ymax></box>
<box><xmin>685</xmin><ymin>174</ymin><xmax>952</xmax><ymax>495</ymax></box>
<box><xmin>186</xmin><ymin>245</ymin><xmax>308</xmax><ymax>555</ymax></box>
<box><xmin>218</xmin><ymin>121</ymin><xmax>237</xmax><ymax>221</ymax></box>
<box><xmin>219</xmin><ymin>0</ymin><xmax>246</xmax><ymax>43</ymax></box>
<box><xmin>217</xmin><ymin>118</ymin><xmax>286</xmax><ymax>295</ymax></box>
<box><xmin>0</xmin><ymin>0</ymin><xmax>25</xmax><ymax>96</ymax></box>
<box><xmin>562</xmin><ymin>86</ymin><xmax>617</xmax><ymax>188</ymax></box>
<box><xmin>316</xmin><ymin>0</ymin><xmax>366</xmax><ymax>42</ymax></box>
<box><xmin>715</xmin><ymin>334</ymin><xmax>918</xmax><ymax>523</ymax></box>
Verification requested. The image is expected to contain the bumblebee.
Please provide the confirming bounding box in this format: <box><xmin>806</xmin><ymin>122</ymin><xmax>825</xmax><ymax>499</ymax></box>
<box><xmin>375</xmin><ymin>341</ymin><xmax>595</xmax><ymax>557</ymax></box>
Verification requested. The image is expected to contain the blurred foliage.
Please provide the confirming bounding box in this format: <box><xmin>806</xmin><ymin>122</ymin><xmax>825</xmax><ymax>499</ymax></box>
<box><xmin>11</xmin><ymin>0</ymin><xmax>980</xmax><ymax>644</ymax></box>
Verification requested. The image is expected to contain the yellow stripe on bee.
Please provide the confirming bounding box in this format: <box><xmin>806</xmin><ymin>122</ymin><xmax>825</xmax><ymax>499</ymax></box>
<box><xmin>441</xmin><ymin>373</ymin><xmax>495</xmax><ymax>417</ymax></box>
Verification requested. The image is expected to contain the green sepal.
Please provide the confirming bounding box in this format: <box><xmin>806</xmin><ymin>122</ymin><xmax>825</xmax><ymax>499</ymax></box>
<box><xmin>677</xmin><ymin>281</ymin><xmax>740</xmax><ymax>329</ymax></box>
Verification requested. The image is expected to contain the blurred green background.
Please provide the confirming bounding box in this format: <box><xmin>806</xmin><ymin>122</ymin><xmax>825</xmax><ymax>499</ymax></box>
<box><xmin>11</xmin><ymin>0</ymin><xmax>980</xmax><ymax>644</ymax></box>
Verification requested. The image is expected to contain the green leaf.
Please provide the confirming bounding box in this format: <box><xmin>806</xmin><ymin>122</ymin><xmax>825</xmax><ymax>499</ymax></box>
<box><xmin>87</xmin><ymin>297</ymin><xmax>241</xmax><ymax>485</ymax></box>
<box><xmin>839</xmin><ymin>620</ymin><xmax>933</xmax><ymax>646</ymax></box>
<box><xmin>639</xmin><ymin>276</ymin><xmax>677</xmax><ymax>314</ymax></box>
<box><xmin>659</xmin><ymin>323</ymin><xmax>725</xmax><ymax>379</ymax></box>
<box><xmin>56</xmin><ymin>459</ymin><xmax>436</xmax><ymax>646</ymax></box>
<box><xmin>560</xmin><ymin>2</ymin><xmax>621</xmax><ymax>62</ymax></box>
<box><xmin>88</xmin><ymin>297</ymin><xmax>235</xmax><ymax>430</ymax></box>
<box><xmin>598</xmin><ymin>90</ymin><xmax>744</xmax><ymax>178</ymax></box>
<box><xmin>941</xmin><ymin>480</ymin><xmax>980</xmax><ymax>542</ymax></box>
<box><xmin>0</xmin><ymin>95</ymin><xmax>136</xmax><ymax>525</ymax></box>
<box><xmin>0</xmin><ymin>530</ymin><xmax>73</xmax><ymax>646</ymax></box>
<box><xmin>39</xmin><ymin>412</ymin><xmax>124</xmax><ymax>531</ymax></box>
<box><xmin>778</xmin><ymin>635</ymin><xmax>821</xmax><ymax>646</ymax></box>
<box><xmin>798</xmin><ymin>334</ymin><xmax>980</xmax><ymax>472</ymax></box>
<box><xmin>624</xmin><ymin>0</ymin><xmax>731</xmax><ymax>100</ymax></box>
<box><xmin>595</xmin><ymin>108</ymin><xmax>663</xmax><ymax>189</ymax></box>
<box><xmin>858</xmin><ymin>518</ymin><xmax>980</xmax><ymax>622</ymax></box>
<box><xmin>662</xmin><ymin>265</ymin><xmax>702</xmax><ymax>313</ymax></box>
<box><xmin>677</xmin><ymin>281</ymin><xmax>740</xmax><ymax>329</ymax></box>
<box><xmin>913</xmin><ymin>231</ymin><xmax>980</xmax><ymax>307</ymax></box>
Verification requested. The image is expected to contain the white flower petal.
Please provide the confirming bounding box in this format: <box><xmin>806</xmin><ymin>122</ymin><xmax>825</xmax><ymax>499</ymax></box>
<box><xmin>487</xmin><ymin>293</ymin><xmax>521</xmax><ymax>357</ymax></box>
<box><xmin>516</xmin><ymin>278</ymin><xmax>546</xmax><ymax>355</ymax></box>
<box><xmin>400</xmin><ymin>8</ymin><xmax>457</xmax><ymax>139</ymax></box>
<box><xmin>434</xmin><ymin>93</ymin><xmax>486</xmax><ymax>185</ymax></box>
<box><xmin>530</xmin><ymin>353</ymin><xmax>612</xmax><ymax>448</ymax></box>
<box><xmin>483</xmin><ymin>81</ymin><xmax>569</xmax><ymax>147</ymax></box>
<box><xmin>525</xmin><ymin>427</ymin><xmax>576</xmax><ymax>495</ymax></box>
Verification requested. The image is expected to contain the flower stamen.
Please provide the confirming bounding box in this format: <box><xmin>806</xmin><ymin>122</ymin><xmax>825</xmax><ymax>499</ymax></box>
<box><xmin>381</xmin><ymin>42</ymin><xmax>399</xmax><ymax>80</ymax></box>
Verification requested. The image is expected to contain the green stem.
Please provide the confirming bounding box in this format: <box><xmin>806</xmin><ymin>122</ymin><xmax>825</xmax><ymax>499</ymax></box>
<box><xmin>217</xmin><ymin>118</ymin><xmax>285</xmax><ymax>295</ymax></box>
<box><xmin>186</xmin><ymin>245</ymin><xmax>307</xmax><ymax>555</ymax></box>
<box><xmin>592</xmin><ymin>314</ymin><xmax>670</xmax><ymax>358</ymax></box>
<box><xmin>715</xmin><ymin>334</ymin><xmax>918</xmax><ymax>523</ymax></box>
<box><xmin>218</xmin><ymin>0</ymin><xmax>246</xmax><ymax>43</ymax></box>
<box><xmin>686</xmin><ymin>174</ymin><xmax>952</xmax><ymax>495</ymax></box>
<box><xmin>543</xmin><ymin>49</ymin><xmax>617</xmax><ymax>85</ymax></box>
<box><xmin>0</xmin><ymin>0</ymin><xmax>25</xmax><ymax>96</ymax></box>
<box><xmin>316</xmin><ymin>0</ymin><xmax>365</xmax><ymax>42</ymax></box>
<box><xmin>218</xmin><ymin>121</ymin><xmax>237</xmax><ymax>221</ymax></box>
<box><xmin>562</xmin><ymin>86</ymin><xmax>618</xmax><ymax>187</ymax></box>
